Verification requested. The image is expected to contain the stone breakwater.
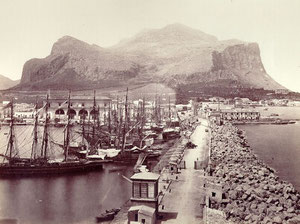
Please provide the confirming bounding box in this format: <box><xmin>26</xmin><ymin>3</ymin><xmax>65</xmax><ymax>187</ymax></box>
<box><xmin>209</xmin><ymin>123</ymin><xmax>300</xmax><ymax>224</ymax></box>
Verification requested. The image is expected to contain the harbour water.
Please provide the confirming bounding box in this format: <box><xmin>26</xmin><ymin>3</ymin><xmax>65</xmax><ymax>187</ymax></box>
<box><xmin>0</xmin><ymin>163</ymin><xmax>133</xmax><ymax>224</ymax></box>
<box><xmin>0</xmin><ymin>106</ymin><xmax>299</xmax><ymax>223</ymax></box>
<box><xmin>241</xmin><ymin>106</ymin><xmax>300</xmax><ymax>192</ymax></box>
<box><xmin>0</xmin><ymin>126</ymin><xmax>133</xmax><ymax>224</ymax></box>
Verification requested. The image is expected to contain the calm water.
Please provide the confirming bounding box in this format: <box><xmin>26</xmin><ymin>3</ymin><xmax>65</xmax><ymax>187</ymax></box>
<box><xmin>241</xmin><ymin>106</ymin><xmax>300</xmax><ymax>191</ymax></box>
<box><xmin>0</xmin><ymin>126</ymin><xmax>133</xmax><ymax>224</ymax></box>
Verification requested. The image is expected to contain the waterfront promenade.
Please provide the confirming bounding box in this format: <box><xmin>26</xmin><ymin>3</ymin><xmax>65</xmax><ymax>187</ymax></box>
<box><xmin>159</xmin><ymin>118</ymin><xmax>210</xmax><ymax>223</ymax></box>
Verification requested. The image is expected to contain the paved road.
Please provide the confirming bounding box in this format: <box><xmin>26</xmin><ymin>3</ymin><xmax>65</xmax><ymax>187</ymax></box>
<box><xmin>160</xmin><ymin>119</ymin><xmax>209</xmax><ymax>224</ymax></box>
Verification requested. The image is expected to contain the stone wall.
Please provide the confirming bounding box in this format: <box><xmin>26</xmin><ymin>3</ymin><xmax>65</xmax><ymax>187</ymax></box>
<box><xmin>206</xmin><ymin>122</ymin><xmax>300</xmax><ymax>224</ymax></box>
<box><xmin>204</xmin><ymin>206</ymin><xmax>233</xmax><ymax>224</ymax></box>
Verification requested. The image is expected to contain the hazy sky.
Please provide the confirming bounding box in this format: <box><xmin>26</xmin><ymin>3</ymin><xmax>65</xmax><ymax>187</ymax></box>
<box><xmin>0</xmin><ymin>0</ymin><xmax>299</xmax><ymax>91</ymax></box>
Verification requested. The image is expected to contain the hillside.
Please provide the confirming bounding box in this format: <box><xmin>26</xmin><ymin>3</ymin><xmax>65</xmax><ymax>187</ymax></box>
<box><xmin>16</xmin><ymin>23</ymin><xmax>285</xmax><ymax>91</ymax></box>
<box><xmin>0</xmin><ymin>74</ymin><xmax>20</xmax><ymax>90</ymax></box>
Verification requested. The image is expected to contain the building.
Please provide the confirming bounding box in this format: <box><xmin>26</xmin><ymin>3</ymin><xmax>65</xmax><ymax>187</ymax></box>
<box><xmin>128</xmin><ymin>205</ymin><xmax>156</xmax><ymax>224</ymax></box>
<box><xmin>208</xmin><ymin>111</ymin><xmax>222</xmax><ymax>125</ymax></box>
<box><xmin>220</xmin><ymin>109</ymin><xmax>260</xmax><ymax>121</ymax></box>
<box><xmin>44</xmin><ymin>96</ymin><xmax>111</xmax><ymax>121</ymax></box>
<box><xmin>0</xmin><ymin>102</ymin><xmax>35</xmax><ymax>122</ymax></box>
<box><xmin>128</xmin><ymin>172</ymin><xmax>160</xmax><ymax>224</ymax></box>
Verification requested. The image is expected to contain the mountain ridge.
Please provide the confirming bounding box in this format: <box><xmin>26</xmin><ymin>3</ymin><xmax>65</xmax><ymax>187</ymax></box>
<box><xmin>16</xmin><ymin>23</ymin><xmax>285</xmax><ymax>91</ymax></box>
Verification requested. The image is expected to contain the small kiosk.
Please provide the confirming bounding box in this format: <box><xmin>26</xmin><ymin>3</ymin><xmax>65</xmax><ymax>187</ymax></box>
<box><xmin>128</xmin><ymin>172</ymin><xmax>160</xmax><ymax>224</ymax></box>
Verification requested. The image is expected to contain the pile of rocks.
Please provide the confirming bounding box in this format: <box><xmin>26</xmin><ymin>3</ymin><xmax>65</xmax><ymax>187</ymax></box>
<box><xmin>209</xmin><ymin>123</ymin><xmax>300</xmax><ymax>224</ymax></box>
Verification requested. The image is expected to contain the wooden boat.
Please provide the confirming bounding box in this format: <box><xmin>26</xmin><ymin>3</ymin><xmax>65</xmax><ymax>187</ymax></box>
<box><xmin>0</xmin><ymin>94</ymin><xmax>103</xmax><ymax>178</ymax></box>
<box><xmin>96</xmin><ymin>208</ymin><xmax>120</xmax><ymax>222</ymax></box>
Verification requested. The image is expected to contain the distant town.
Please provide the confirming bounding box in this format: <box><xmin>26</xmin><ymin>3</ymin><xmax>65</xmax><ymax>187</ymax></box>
<box><xmin>1</xmin><ymin>91</ymin><xmax>300</xmax><ymax>126</ymax></box>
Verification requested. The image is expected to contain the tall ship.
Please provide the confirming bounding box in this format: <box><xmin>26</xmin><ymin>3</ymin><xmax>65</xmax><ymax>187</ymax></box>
<box><xmin>0</xmin><ymin>93</ymin><xmax>104</xmax><ymax>177</ymax></box>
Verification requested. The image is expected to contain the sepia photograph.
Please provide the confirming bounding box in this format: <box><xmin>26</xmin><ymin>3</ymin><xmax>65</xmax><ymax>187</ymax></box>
<box><xmin>0</xmin><ymin>0</ymin><xmax>299</xmax><ymax>223</ymax></box>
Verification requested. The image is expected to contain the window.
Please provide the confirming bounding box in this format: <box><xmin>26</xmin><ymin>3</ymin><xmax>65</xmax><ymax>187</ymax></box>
<box><xmin>142</xmin><ymin>219</ymin><xmax>145</xmax><ymax>224</ymax></box>
<box><xmin>141</xmin><ymin>183</ymin><xmax>148</xmax><ymax>198</ymax></box>
<box><xmin>212</xmin><ymin>192</ymin><xmax>216</xmax><ymax>197</ymax></box>
<box><xmin>133</xmin><ymin>183</ymin><xmax>140</xmax><ymax>198</ymax></box>
<box><xmin>135</xmin><ymin>214</ymin><xmax>138</xmax><ymax>221</ymax></box>
<box><xmin>148</xmin><ymin>183</ymin><xmax>155</xmax><ymax>198</ymax></box>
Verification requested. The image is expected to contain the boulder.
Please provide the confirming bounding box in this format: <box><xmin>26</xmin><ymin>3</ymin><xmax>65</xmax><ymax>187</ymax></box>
<box><xmin>245</xmin><ymin>214</ymin><xmax>251</xmax><ymax>221</ymax></box>
<box><xmin>262</xmin><ymin>216</ymin><xmax>272</xmax><ymax>224</ymax></box>
<box><xmin>277</xmin><ymin>206</ymin><xmax>284</xmax><ymax>212</ymax></box>
<box><xmin>242</xmin><ymin>193</ymin><xmax>248</xmax><ymax>200</ymax></box>
<box><xmin>273</xmin><ymin>216</ymin><xmax>282</xmax><ymax>223</ymax></box>
<box><xmin>257</xmin><ymin>202</ymin><xmax>267</xmax><ymax>214</ymax></box>
<box><xmin>229</xmin><ymin>190</ymin><xmax>238</xmax><ymax>200</ymax></box>
<box><xmin>250</xmin><ymin>203</ymin><xmax>258</xmax><ymax>211</ymax></box>
<box><xmin>287</xmin><ymin>215</ymin><xmax>300</xmax><ymax>224</ymax></box>
<box><xmin>287</xmin><ymin>207</ymin><xmax>295</xmax><ymax>213</ymax></box>
<box><xmin>290</xmin><ymin>194</ymin><xmax>298</xmax><ymax>202</ymax></box>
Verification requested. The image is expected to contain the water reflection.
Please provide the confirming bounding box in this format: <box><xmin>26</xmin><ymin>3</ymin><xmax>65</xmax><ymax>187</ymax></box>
<box><xmin>0</xmin><ymin>164</ymin><xmax>133</xmax><ymax>224</ymax></box>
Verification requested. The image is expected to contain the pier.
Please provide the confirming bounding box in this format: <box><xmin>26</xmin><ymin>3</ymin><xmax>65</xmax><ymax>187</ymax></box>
<box><xmin>158</xmin><ymin>119</ymin><xmax>209</xmax><ymax>223</ymax></box>
<box><xmin>107</xmin><ymin>118</ymin><xmax>211</xmax><ymax>224</ymax></box>
<box><xmin>106</xmin><ymin>115</ymin><xmax>300</xmax><ymax>224</ymax></box>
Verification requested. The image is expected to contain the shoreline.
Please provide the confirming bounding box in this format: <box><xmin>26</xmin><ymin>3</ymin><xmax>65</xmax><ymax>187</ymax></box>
<box><xmin>208</xmin><ymin>122</ymin><xmax>300</xmax><ymax>223</ymax></box>
<box><xmin>240</xmin><ymin>124</ymin><xmax>300</xmax><ymax>192</ymax></box>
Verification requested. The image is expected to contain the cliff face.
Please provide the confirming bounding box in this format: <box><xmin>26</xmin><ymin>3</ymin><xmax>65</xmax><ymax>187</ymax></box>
<box><xmin>209</xmin><ymin>43</ymin><xmax>284</xmax><ymax>89</ymax></box>
<box><xmin>212</xmin><ymin>43</ymin><xmax>264</xmax><ymax>71</ymax></box>
<box><xmin>17</xmin><ymin>24</ymin><xmax>285</xmax><ymax>91</ymax></box>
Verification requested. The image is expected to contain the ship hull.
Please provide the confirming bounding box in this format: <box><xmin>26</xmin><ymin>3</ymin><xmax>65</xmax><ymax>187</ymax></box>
<box><xmin>0</xmin><ymin>161</ymin><xmax>103</xmax><ymax>177</ymax></box>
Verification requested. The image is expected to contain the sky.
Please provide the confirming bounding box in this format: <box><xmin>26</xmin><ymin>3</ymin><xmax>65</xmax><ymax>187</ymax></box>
<box><xmin>0</xmin><ymin>0</ymin><xmax>299</xmax><ymax>91</ymax></box>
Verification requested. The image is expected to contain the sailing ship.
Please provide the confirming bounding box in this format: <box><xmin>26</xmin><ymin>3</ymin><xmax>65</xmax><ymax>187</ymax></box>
<box><xmin>67</xmin><ymin>90</ymin><xmax>121</xmax><ymax>160</ymax></box>
<box><xmin>0</xmin><ymin>94</ymin><xmax>104</xmax><ymax>177</ymax></box>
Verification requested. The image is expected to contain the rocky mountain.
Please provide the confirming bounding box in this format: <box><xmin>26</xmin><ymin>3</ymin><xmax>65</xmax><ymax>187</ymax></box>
<box><xmin>17</xmin><ymin>23</ymin><xmax>285</xmax><ymax>91</ymax></box>
<box><xmin>0</xmin><ymin>74</ymin><xmax>20</xmax><ymax>90</ymax></box>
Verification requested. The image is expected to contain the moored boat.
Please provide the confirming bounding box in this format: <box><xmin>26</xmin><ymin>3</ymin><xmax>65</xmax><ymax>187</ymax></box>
<box><xmin>96</xmin><ymin>208</ymin><xmax>120</xmax><ymax>223</ymax></box>
<box><xmin>0</xmin><ymin>160</ymin><xmax>103</xmax><ymax>177</ymax></box>
<box><xmin>0</xmin><ymin>93</ymin><xmax>103</xmax><ymax>178</ymax></box>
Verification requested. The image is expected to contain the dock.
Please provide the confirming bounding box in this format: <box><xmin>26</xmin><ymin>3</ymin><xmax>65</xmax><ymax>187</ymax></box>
<box><xmin>158</xmin><ymin>119</ymin><xmax>209</xmax><ymax>223</ymax></box>
<box><xmin>107</xmin><ymin>118</ymin><xmax>211</xmax><ymax>224</ymax></box>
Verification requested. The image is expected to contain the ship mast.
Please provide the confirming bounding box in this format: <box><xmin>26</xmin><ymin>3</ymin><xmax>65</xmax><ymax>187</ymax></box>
<box><xmin>41</xmin><ymin>94</ymin><xmax>49</xmax><ymax>160</ymax></box>
<box><xmin>92</xmin><ymin>90</ymin><xmax>96</xmax><ymax>142</ymax></box>
<box><xmin>168</xmin><ymin>96</ymin><xmax>171</xmax><ymax>125</ymax></box>
<box><xmin>121</xmin><ymin>88</ymin><xmax>129</xmax><ymax>154</ymax></box>
<box><xmin>97</xmin><ymin>105</ymin><xmax>101</xmax><ymax>129</ymax></box>
<box><xmin>31</xmin><ymin>98</ymin><xmax>38</xmax><ymax>160</ymax></box>
<box><xmin>158</xmin><ymin>96</ymin><xmax>161</xmax><ymax>123</ymax></box>
<box><xmin>81</xmin><ymin>110</ymin><xmax>86</xmax><ymax>147</ymax></box>
<box><xmin>8</xmin><ymin>99</ymin><xmax>14</xmax><ymax>160</ymax></box>
<box><xmin>64</xmin><ymin>91</ymin><xmax>71</xmax><ymax>161</ymax></box>
<box><xmin>141</xmin><ymin>97</ymin><xmax>145</xmax><ymax>139</ymax></box>
<box><xmin>117</xmin><ymin>101</ymin><xmax>123</xmax><ymax>149</ymax></box>
<box><xmin>5</xmin><ymin>98</ymin><xmax>18</xmax><ymax>163</ymax></box>
<box><xmin>108</xmin><ymin>101</ymin><xmax>111</xmax><ymax>134</ymax></box>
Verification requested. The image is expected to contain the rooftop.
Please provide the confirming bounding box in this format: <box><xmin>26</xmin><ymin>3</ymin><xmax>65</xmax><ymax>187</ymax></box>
<box><xmin>221</xmin><ymin>108</ymin><xmax>259</xmax><ymax>113</ymax></box>
<box><xmin>130</xmin><ymin>172</ymin><xmax>160</xmax><ymax>181</ymax></box>
<box><xmin>128</xmin><ymin>205</ymin><xmax>156</xmax><ymax>216</ymax></box>
<box><xmin>47</xmin><ymin>96</ymin><xmax>111</xmax><ymax>101</ymax></box>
